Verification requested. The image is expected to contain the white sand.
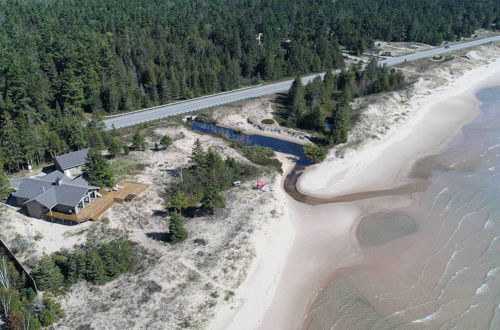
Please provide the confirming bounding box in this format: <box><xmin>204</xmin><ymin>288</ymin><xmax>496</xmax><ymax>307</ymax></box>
<box><xmin>208</xmin><ymin>46</ymin><xmax>500</xmax><ymax>330</ymax></box>
<box><xmin>299</xmin><ymin>54</ymin><xmax>500</xmax><ymax>198</ymax></box>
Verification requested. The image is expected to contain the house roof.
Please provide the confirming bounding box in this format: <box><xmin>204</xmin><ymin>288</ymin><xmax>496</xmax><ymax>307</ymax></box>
<box><xmin>38</xmin><ymin>170</ymin><xmax>72</xmax><ymax>184</ymax></box>
<box><xmin>70</xmin><ymin>175</ymin><xmax>91</xmax><ymax>186</ymax></box>
<box><xmin>29</xmin><ymin>189</ymin><xmax>58</xmax><ymax>209</ymax></box>
<box><xmin>12</xmin><ymin>171</ymin><xmax>98</xmax><ymax>210</ymax></box>
<box><xmin>54</xmin><ymin>185</ymin><xmax>93</xmax><ymax>207</ymax></box>
<box><xmin>12</xmin><ymin>178</ymin><xmax>54</xmax><ymax>200</ymax></box>
<box><xmin>54</xmin><ymin>148</ymin><xmax>90</xmax><ymax>170</ymax></box>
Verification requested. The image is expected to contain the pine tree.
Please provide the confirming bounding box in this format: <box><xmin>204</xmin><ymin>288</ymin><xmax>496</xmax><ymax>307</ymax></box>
<box><xmin>169</xmin><ymin>190</ymin><xmax>189</xmax><ymax>212</ymax></box>
<box><xmin>201</xmin><ymin>185</ymin><xmax>226</xmax><ymax>211</ymax></box>
<box><xmin>33</xmin><ymin>257</ymin><xmax>65</xmax><ymax>292</ymax></box>
<box><xmin>82</xmin><ymin>149</ymin><xmax>115</xmax><ymax>188</ymax></box>
<box><xmin>330</xmin><ymin>94</ymin><xmax>352</xmax><ymax>145</ymax></box>
<box><xmin>107</xmin><ymin>137</ymin><xmax>122</xmax><ymax>158</ymax></box>
<box><xmin>0</xmin><ymin>114</ymin><xmax>23</xmax><ymax>172</ymax></box>
<box><xmin>83</xmin><ymin>250</ymin><xmax>108</xmax><ymax>284</ymax></box>
<box><xmin>132</xmin><ymin>132</ymin><xmax>145</xmax><ymax>151</ymax></box>
<box><xmin>38</xmin><ymin>295</ymin><xmax>65</xmax><ymax>326</ymax></box>
<box><xmin>189</xmin><ymin>139</ymin><xmax>205</xmax><ymax>168</ymax></box>
<box><xmin>168</xmin><ymin>212</ymin><xmax>188</xmax><ymax>243</ymax></box>
<box><xmin>0</xmin><ymin>170</ymin><xmax>13</xmax><ymax>202</ymax></box>
<box><xmin>287</xmin><ymin>76</ymin><xmax>307</xmax><ymax>125</ymax></box>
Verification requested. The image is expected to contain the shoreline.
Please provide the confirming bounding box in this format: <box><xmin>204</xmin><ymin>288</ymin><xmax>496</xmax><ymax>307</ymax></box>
<box><xmin>208</xmin><ymin>49</ymin><xmax>500</xmax><ymax>330</ymax></box>
<box><xmin>297</xmin><ymin>56</ymin><xmax>500</xmax><ymax>199</ymax></box>
<box><xmin>297</xmin><ymin>57</ymin><xmax>500</xmax><ymax>329</ymax></box>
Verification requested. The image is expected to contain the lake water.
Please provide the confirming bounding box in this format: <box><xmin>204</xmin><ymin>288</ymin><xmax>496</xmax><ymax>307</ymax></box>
<box><xmin>306</xmin><ymin>86</ymin><xmax>500</xmax><ymax>329</ymax></box>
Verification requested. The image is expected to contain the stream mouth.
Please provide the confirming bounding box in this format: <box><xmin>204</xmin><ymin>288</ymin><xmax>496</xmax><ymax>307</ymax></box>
<box><xmin>191</xmin><ymin>122</ymin><xmax>429</xmax><ymax>204</ymax></box>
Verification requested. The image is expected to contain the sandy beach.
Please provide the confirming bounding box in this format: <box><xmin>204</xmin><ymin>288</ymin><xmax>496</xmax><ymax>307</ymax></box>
<box><xmin>208</xmin><ymin>45</ymin><xmax>500</xmax><ymax>330</ymax></box>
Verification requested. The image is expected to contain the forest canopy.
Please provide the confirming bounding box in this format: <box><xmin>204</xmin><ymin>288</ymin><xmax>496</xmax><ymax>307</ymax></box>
<box><xmin>0</xmin><ymin>0</ymin><xmax>498</xmax><ymax>173</ymax></box>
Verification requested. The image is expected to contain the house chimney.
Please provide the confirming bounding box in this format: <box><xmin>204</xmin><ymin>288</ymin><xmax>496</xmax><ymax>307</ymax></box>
<box><xmin>55</xmin><ymin>177</ymin><xmax>62</xmax><ymax>186</ymax></box>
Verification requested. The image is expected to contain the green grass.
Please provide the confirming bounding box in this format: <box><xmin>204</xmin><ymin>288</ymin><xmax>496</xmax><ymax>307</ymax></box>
<box><xmin>110</xmin><ymin>156</ymin><xmax>147</xmax><ymax>180</ymax></box>
<box><xmin>239</xmin><ymin>146</ymin><xmax>282</xmax><ymax>173</ymax></box>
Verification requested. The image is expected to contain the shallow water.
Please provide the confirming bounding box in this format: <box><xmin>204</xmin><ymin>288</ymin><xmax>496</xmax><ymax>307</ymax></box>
<box><xmin>306</xmin><ymin>86</ymin><xmax>500</xmax><ymax>329</ymax></box>
<box><xmin>190</xmin><ymin>122</ymin><xmax>309</xmax><ymax>164</ymax></box>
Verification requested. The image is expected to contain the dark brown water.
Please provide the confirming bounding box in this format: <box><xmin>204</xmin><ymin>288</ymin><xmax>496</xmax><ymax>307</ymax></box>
<box><xmin>306</xmin><ymin>86</ymin><xmax>500</xmax><ymax>329</ymax></box>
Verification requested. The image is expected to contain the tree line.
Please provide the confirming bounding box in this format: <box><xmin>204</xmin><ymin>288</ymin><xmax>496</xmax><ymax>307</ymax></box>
<box><xmin>284</xmin><ymin>60</ymin><xmax>406</xmax><ymax>162</ymax></box>
<box><xmin>285</xmin><ymin>60</ymin><xmax>405</xmax><ymax>136</ymax></box>
<box><xmin>0</xmin><ymin>0</ymin><xmax>498</xmax><ymax>174</ymax></box>
<box><xmin>33</xmin><ymin>233</ymin><xmax>141</xmax><ymax>291</ymax></box>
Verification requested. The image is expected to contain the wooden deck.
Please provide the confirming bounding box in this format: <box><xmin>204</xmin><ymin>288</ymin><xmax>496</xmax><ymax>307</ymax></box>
<box><xmin>42</xmin><ymin>181</ymin><xmax>149</xmax><ymax>224</ymax></box>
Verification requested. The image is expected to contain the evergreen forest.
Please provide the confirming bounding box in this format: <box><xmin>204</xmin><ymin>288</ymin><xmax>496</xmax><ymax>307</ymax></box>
<box><xmin>0</xmin><ymin>0</ymin><xmax>498</xmax><ymax>174</ymax></box>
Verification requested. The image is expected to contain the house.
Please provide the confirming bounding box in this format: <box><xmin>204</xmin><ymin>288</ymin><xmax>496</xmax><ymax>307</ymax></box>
<box><xmin>11</xmin><ymin>170</ymin><xmax>99</xmax><ymax>218</ymax></box>
<box><xmin>9</xmin><ymin>148</ymin><xmax>149</xmax><ymax>223</ymax></box>
<box><xmin>54</xmin><ymin>148</ymin><xmax>90</xmax><ymax>177</ymax></box>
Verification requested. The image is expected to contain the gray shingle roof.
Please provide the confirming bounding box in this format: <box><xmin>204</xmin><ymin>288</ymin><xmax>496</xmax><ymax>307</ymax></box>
<box><xmin>12</xmin><ymin>170</ymin><xmax>98</xmax><ymax>210</ymax></box>
<box><xmin>70</xmin><ymin>175</ymin><xmax>91</xmax><ymax>186</ymax></box>
<box><xmin>38</xmin><ymin>170</ymin><xmax>72</xmax><ymax>184</ymax></box>
<box><xmin>54</xmin><ymin>185</ymin><xmax>92</xmax><ymax>207</ymax></box>
<box><xmin>30</xmin><ymin>189</ymin><xmax>58</xmax><ymax>209</ymax></box>
<box><xmin>12</xmin><ymin>178</ymin><xmax>54</xmax><ymax>200</ymax></box>
<box><xmin>54</xmin><ymin>148</ymin><xmax>90</xmax><ymax>170</ymax></box>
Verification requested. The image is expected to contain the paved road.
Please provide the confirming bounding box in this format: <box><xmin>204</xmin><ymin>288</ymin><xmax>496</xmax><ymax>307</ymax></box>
<box><xmin>104</xmin><ymin>36</ymin><xmax>500</xmax><ymax>129</ymax></box>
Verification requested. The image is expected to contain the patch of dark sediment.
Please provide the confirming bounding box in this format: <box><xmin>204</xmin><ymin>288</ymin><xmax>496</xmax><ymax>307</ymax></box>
<box><xmin>304</xmin><ymin>275</ymin><xmax>396</xmax><ymax>330</ymax></box>
<box><xmin>284</xmin><ymin>160</ymin><xmax>439</xmax><ymax>205</ymax></box>
<box><xmin>357</xmin><ymin>213</ymin><xmax>417</xmax><ymax>247</ymax></box>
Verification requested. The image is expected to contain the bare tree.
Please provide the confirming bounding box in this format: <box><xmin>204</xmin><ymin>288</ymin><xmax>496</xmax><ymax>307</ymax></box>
<box><xmin>0</xmin><ymin>257</ymin><xmax>10</xmax><ymax>290</ymax></box>
<box><xmin>0</xmin><ymin>288</ymin><xmax>12</xmax><ymax>319</ymax></box>
<box><xmin>22</xmin><ymin>310</ymin><xmax>33</xmax><ymax>330</ymax></box>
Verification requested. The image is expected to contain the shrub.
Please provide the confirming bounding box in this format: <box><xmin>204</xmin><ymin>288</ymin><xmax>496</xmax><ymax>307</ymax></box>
<box><xmin>303</xmin><ymin>144</ymin><xmax>327</xmax><ymax>163</ymax></box>
<box><xmin>240</xmin><ymin>146</ymin><xmax>282</xmax><ymax>172</ymax></box>
<box><xmin>224</xmin><ymin>290</ymin><xmax>235</xmax><ymax>301</ymax></box>
<box><xmin>38</xmin><ymin>295</ymin><xmax>65</xmax><ymax>326</ymax></box>
<box><xmin>261</xmin><ymin>118</ymin><xmax>275</xmax><ymax>125</ymax></box>
<box><xmin>160</xmin><ymin>135</ymin><xmax>173</xmax><ymax>148</ymax></box>
<box><xmin>193</xmin><ymin>238</ymin><xmax>207</xmax><ymax>245</ymax></box>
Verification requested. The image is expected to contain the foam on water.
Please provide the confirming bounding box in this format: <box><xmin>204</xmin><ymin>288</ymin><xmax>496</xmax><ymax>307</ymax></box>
<box><xmin>411</xmin><ymin>311</ymin><xmax>439</xmax><ymax>324</ymax></box>
<box><xmin>487</xmin><ymin>268</ymin><xmax>499</xmax><ymax>278</ymax></box>
<box><xmin>475</xmin><ymin>283</ymin><xmax>490</xmax><ymax>295</ymax></box>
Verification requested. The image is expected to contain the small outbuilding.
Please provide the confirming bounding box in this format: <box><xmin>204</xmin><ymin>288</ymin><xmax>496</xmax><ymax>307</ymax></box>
<box><xmin>54</xmin><ymin>148</ymin><xmax>90</xmax><ymax>177</ymax></box>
